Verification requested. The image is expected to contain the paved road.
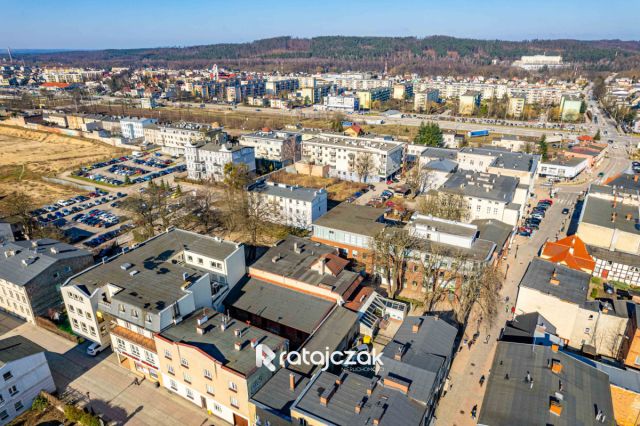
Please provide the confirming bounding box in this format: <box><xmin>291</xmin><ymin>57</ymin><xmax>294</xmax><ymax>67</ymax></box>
<box><xmin>0</xmin><ymin>312</ymin><xmax>216</xmax><ymax>426</ymax></box>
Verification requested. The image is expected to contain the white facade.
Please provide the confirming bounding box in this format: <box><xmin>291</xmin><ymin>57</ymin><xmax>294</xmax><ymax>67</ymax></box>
<box><xmin>0</xmin><ymin>344</ymin><xmax>55</xmax><ymax>424</ymax></box>
<box><xmin>185</xmin><ymin>142</ymin><xmax>255</xmax><ymax>182</ymax></box>
<box><xmin>120</xmin><ymin>117</ymin><xmax>157</xmax><ymax>139</ymax></box>
<box><xmin>154</xmin><ymin>123</ymin><xmax>225</xmax><ymax>156</ymax></box>
<box><xmin>539</xmin><ymin>158</ymin><xmax>588</xmax><ymax>179</ymax></box>
<box><xmin>248</xmin><ymin>182</ymin><xmax>328</xmax><ymax>229</ymax></box>
<box><xmin>301</xmin><ymin>133</ymin><xmax>405</xmax><ymax>182</ymax></box>
<box><xmin>239</xmin><ymin>130</ymin><xmax>301</xmax><ymax>165</ymax></box>
<box><xmin>323</xmin><ymin>95</ymin><xmax>360</xmax><ymax>112</ymax></box>
<box><xmin>414</xmin><ymin>89</ymin><xmax>439</xmax><ymax>111</ymax></box>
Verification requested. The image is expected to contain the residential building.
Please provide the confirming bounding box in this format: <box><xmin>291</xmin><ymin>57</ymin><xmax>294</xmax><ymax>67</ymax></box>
<box><xmin>442</xmin><ymin>132</ymin><xmax>465</xmax><ymax>149</ymax></box>
<box><xmin>155</xmin><ymin>308</ymin><xmax>287</xmax><ymax>426</ymax></box>
<box><xmin>515</xmin><ymin>258</ymin><xmax>629</xmax><ymax>358</ymax></box>
<box><xmin>355</xmin><ymin>87</ymin><xmax>391</xmax><ymax>110</ymax></box>
<box><xmin>0</xmin><ymin>336</ymin><xmax>56</xmax><ymax>425</ymax></box>
<box><xmin>265</xmin><ymin>78</ymin><xmax>299</xmax><ymax>95</ymax></box>
<box><xmin>120</xmin><ymin>117</ymin><xmax>158</xmax><ymax>140</ymax></box>
<box><xmin>0</xmin><ymin>239</ymin><xmax>93</xmax><ymax>323</ymax></box>
<box><xmin>439</xmin><ymin>171</ymin><xmax>524</xmax><ymax>226</ymax></box>
<box><xmin>490</xmin><ymin>135</ymin><xmax>529</xmax><ymax>152</ymax></box>
<box><xmin>184</xmin><ymin>142</ymin><xmax>255</xmax><ymax>181</ymax></box>
<box><xmin>239</xmin><ymin>129</ymin><xmax>301</xmax><ymax>169</ymax></box>
<box><xmin>539</xmin><ymin>156</ymin><xmax>588</xmax><ymax>179</ymax></box>
<box><xmin>478</xmin><ymin>341</ymin><xmax>613</xmax><ymax>426</ymax></box>
<box><xmin>458</xmin><ymin>91</ymin><xmax>481</xmax><ymax>115</ymax></box>
<box><xmin>247</xmin><ymin>181</ymin><xmax>327</xmax><ymax>229</ymax></box>
<box><xmin>301</xmin><ymin>133</ymin><xmax>405</xmax><ymax>182</ymax></box>
<box><xmin>501</xmin><ymin>312</ymin><xmax>564</xmax><ymax>346</ymax></box>
<box><xmin>42</xmin><ymin>111</ymin><xmax>68</xmax><ymax>128</ymax></box>
<box><xmin>290</xmin><ymin>315</ymin><xmax>457</xmax><ymax>426</ymax></box>
<box><xmin>392</xmin><ymin>82</ymin><xmax>413</xmax><ymax>100</ymax></box>
<box><xmin>507</xmin><ymin>93</ymin><xmax>526</xmax><ymax>118</ymax></box>
<box><xmin>312</xmin><ymin>203</ymin><xmax>387</xmax><ymax>270</ymax></box>
<box><xmin>323</xmin><ymin>95</ymin><xmax>360</xmax><ymax>112</ymax></box>
<box><xmin>62</xmin><ymin>229</ymin><xmax>245</xmax><ymax>382</ymax></box>
<box><xmin>343</xmin><ymin>124</ymin><xmax>364</xmax><ymax>138</ymax></box>
<box><xmin>623</xmin><ymin>304</ymin><xmax>640</xmax><ymax>371</ymax></box>
<box><xmin>540</xmin><ymin>235</ymin><xmax>596</xmax><ymax>274</ymax></box>
<box><xmin>226</xmin><ymin>236</ymin><xmax>362</xmax><ymax>348</ymax></box>
<box><xmin>511</xmin><ymin>54</ymin><xmax>566</xmax><ymax>70</ymax></box>
<box><xmin>154</xmin><ymin>122</ymin><xmax>226</xmax><ymax>156</ymax></box>
<box><xmin>414</xmin><ymin>89</ymin><xmax>439</xmax><ymax>112</ymax></box>
<box><xmin>560</xmin><ymin>94</ymin><xmax>583</xmax><ymax>122</ymax></box>
<box><xmin>565</xmin><ymin>143</ymin><xmax>607</xmax><ymax>169</ymax></box>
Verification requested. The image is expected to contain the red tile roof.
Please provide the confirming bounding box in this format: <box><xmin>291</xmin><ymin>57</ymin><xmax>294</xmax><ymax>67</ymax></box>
<box><xmin>41</xmin><ymin>82</ymin><xmax>70</xmax><ymax>88</ymax></box>
<box><xmin>540</xmin><ymin>235</ymin><xmax>595</xmax><ymax>273</ymax></box>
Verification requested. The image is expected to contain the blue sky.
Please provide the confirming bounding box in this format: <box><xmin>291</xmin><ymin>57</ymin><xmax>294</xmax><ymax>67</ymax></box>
<box><xmin>2</xmin><ymin>0</ymin><xmax>639</xmax><ymax>50</ymax></box>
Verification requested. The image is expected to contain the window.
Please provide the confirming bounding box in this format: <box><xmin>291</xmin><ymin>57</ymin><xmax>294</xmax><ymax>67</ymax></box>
<box><xmin>180</xmin><ymin>357</ymin><xmax>189</xmax><ymax>368</ymax></box>
<box><xmin>144</xmin><ymin>351</ymin><xmax>154</xmax><ymax>364</ymax></box>
<box><xmin>230</xmin><ymin>396</ymin><xmax>239</xmax><ymax>408</ymax></box>
<box><xmin>183</xmin><ymin>372</ymin><xmax>191</xmax><ymax>384</ymax></box>
<box><xmin>635</xmin><ymin>355</ymin><xmax>640</xmax><ymax>366</ymax></box>
<box><xmin>170</xmin><ymin>379</ymin><xmax>178</xmax><ymax>391</ymax></box>
<box><xmin>86</xmin><ymin>312</ymin><xmax>92</xmax><ymax>320</ymax></box>
<box><xmin>213</xmin><ymin>403</ymin><xmax>222</xmax><ymax>412</ymax></box>
<box><xmin>14</xmin><ymin>401</ymin><xmax>23</xmax><ymax>411</ymax></box>
<box><xmin>2</xmin><ymin>371</ymin><xmax>12</xmax><ymax>381</ymax></box>
<box><xmin>203</xmin><ymin>369</ymin><xmax>212</xmax><ymax>380</ymax></box>
<box><xmin>77</xmin><ymin>308</ymin><xmax>84</xmax><ymax>316</ymax></box>
<box><xmin>164</xmin><ymin>349</ymin><xmax>172</xmax><ymax>359</ymax></box>
<box><xmin>131</xmin><ymin>309</ymin><xmax>139</xmax><ymax>319</ymax></box>
<box><xmin>187</xmin><ymin>255</ymin><xmax>193</xmax><ymax>261</ymax></box>
<box><xmin>130</xmin><ymin>345</ymin><xmax>140</xmax><ymax>357</ymax></box>
<box><xmin>167</xmin><ymin>365</ymin><xmax>175</xmax><ymax>375</ymax></box>
<box><xmin>116</xmin><ymin>338</ymin><xmax>126</xmax><ymax>351</ymax></box>
<box><xmin>206</xmin><ymin>384</ymin><xmax>214</xmax><ymax>395</ymax></box>
<box><xmin>186</xmin><ymin>388</ymin><xmax>194</xmax><ymax>399</ymax></box>
<box><xmin>8</xmin><ymin>386</ymin><xmax>18</xmax><ymax>396</ymax></box>
<box><xmin>0</xmin><ymin>410</ymin><xmax>7</xmax><ymax>421</ymax></box>
<box><xmin>229</xmin><ymin>381</ymin><xmax>237</xmax><ymax>392</ymax></box>
<box><xmin>198</xmin><ymin>258</ymin><xmax>203</xmax><ymax>265</ymax></box>
<box><xmin>146</xmin><ymin>314</ymin><xmax>152</xmax><ymax>323</ymax></box>
<box><xmin>68</xmin><ymin>305</ymin><xmax>75</xmax><ymax>313</ymax></box>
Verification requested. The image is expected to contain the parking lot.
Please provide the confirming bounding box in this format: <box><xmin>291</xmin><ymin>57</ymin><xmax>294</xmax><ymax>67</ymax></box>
<box><xmin>71</xmin><ymin>152</ymin><xmax>186</xmax><ymax>186</ymax></box>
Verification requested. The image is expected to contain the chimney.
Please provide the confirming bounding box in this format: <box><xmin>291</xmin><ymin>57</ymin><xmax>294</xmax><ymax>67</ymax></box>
<box><xmin>412</xmin><ymin>318</ymin><xmax>423</xmax><ymax>333</ymax></box>
<box><xmin>319</xmin><ymin>385</ymin><xmax>336</xmax><ymax>406</ymax></box>
<box><xmin>289</xmin><ymin>373</ymin><xmax>296</xmax><ymax>391</ymax></box>
<box><xmin>182</xmin><ymin>272</ymin><xmax>189</xmax><ymax>281</ymax></box>
<box><xmin>234</xmin><ymin>341</ymin><xmax>242</xmax><ymax>351</ymax></box>
<box><xmin>551</xmin><ymin>343</ymin><xmax>559</xmax><ymax>353</ymax></box>
<box><xmin>196</xmin><ymin>325</ymin><xmax>206</xmax><ymax>335</ymax></box>
<box><xmin>355</xmin><ymin>399</ymin><xmax>364</xmax><ymax>414</ymax></box>
<box><xmin>635</xmin><ymin>175</ymin><xmax>638</xmax><ymax>183</ymax></box>
<box><xmin>611</xmin><ymin>212</ymin><xmax>617</xmax><ymax>222</ymax></box>
<box><xmin>372</xmin><ymin>405</ymin><xmax>385</xmax><ymax>425</ymax></box>
<box><xmin>383</xmin><ymin>375</ymin><xmax>410</xmax><ymax>395</ymax></box>
<box><xmin>234</xmin><ymin>328</ymin><xmax>242</xmax><ymax>338</ymax></box>
<box><xmin>394</xmin><ymin>344</ymin><xmax>405</xmax><ymax>361</ymax></box>
<box><xmin>626</xmin><ymin>213</ymin><xmax>633</xmax><ymax>220</ymax></box>
<box><xmin>551</xmin><ymin>359</ymin><xmax>563</xmax><ymax>374</ymax></box>
<box><xmin>549</xmin><ymin>399</ymin><xmax>563</xmax><ymax>416</ymax></box>
<box><xmin>250</xmin><ymin>338</ymin><xmax>258</xmax><ymax>349</ymax></box>
<box><xmin>336</xmin><ymin>371</ymin><xmax>347</xmax><ymax>386</ymax></box>
<box><xmin>367</xmin><ymin>378</ymin><xmax>377</xmax><ymax>395</ymax></box>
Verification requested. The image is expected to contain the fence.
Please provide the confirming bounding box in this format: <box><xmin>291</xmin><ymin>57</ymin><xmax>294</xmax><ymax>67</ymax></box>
<box><xmin>35</xmin><ymin>316</ymin><xmax>82</xmax><ymax>344</ymax></box>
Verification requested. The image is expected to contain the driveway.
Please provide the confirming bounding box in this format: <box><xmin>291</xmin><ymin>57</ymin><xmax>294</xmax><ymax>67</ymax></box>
<box><xmin>0</xmin><ymin>312</ymin><xmax>218</xmax><ymax>426</ymax></box>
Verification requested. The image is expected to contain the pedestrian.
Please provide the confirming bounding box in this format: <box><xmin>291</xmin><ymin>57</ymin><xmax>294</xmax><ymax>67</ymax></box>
<box><xmin>479</xmin><ymin>375</ymin><xmax>485</xmax><ymax>386</ymax></box>
<box><xmin>471</xmin><ymin>405</ymin><xmax>478</xmax><ymax>419</ymax></box>
<box><xmin>133</xmin><ymin>377</ymin><xmax>139</xmax><ymax>386</ymax></box>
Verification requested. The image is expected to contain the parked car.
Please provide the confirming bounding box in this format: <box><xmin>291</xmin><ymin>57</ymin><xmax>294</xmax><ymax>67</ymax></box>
<box><xmin>87</xmin><ymin>341</ymin><xmax>110</xmax><ymax>356</ymax></box>
<box><xmin>531</xmin><ymin>213</ymin><xmax>544</xmax><ymax>220</ymax></box>
<box><xmin>562</xmin><ymin>208</ymin><xmax>570</xmax><ymax>215</ymax></box>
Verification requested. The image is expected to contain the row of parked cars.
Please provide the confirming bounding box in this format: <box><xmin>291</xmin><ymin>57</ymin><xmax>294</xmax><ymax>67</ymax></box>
<box><xmin>83</xmin><ymin>224</ymin><xmax>135</xmax><ymax>248</ymax></box>
<box><xmin>518</xmin><ymin>199</ymin><xmax>554</xmax><ymax>237</ymax></box>
<box><xmin>344</xmin><ymin>185</ymin><xmax>375</xmax><ymax>204</ymax></box>
<box><xmin>74</xmin><ymin>209</ymin><xmax>120</xmax><ymax>228</ymax></box>
<box><xmin>367</xmin><ymin>189</ymin><xmax>395</xmax><ymax>207</ymax></box>
<box><xmin>35</xmin><ymin>192</ymin><xmax>126</xmax><ymax>225</ymax></box>
<box><xmin>107</xmin><ymin>164</ymin><xmax>149</xmax><ymax>177</ymax></box>
<box><xmin>132</xmin><ymin>157</ymin><xmax>174</xmax><ymax>169</ymax></box>
<box><xmin>32</xmin><ymin>191</ymin><xmax>110</xmax><ymax>216</ymax></box>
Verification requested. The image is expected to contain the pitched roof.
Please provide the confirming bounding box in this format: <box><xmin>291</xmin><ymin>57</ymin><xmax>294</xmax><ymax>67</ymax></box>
<box><xmin>540</xmin><ymin>235</ymin><xmax>595</xmax><ymax>273</ymax></box>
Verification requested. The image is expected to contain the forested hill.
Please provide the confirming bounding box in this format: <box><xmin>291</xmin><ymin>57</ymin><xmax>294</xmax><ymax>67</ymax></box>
<box><xmin>8</xmin><ymin>36</ymin><xmax>640</xmax><ymax>73</ymax></box>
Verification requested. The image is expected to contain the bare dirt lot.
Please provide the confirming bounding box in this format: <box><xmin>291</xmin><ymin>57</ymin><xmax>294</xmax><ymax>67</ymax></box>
<box><xmin>0</xmin><ymin>125</ymin><xmax>126</xmax><ymax>204</ymax></box>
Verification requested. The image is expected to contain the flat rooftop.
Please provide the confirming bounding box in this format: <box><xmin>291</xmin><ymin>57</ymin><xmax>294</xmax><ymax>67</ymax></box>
<box><xmin>67</xmin><ymin>229</ymin><xmax>239</xmax><ymax>313</ymax></box>
<box><xmin>313</xmin><ymin>203</ymin><xmax>386</xmax><ymax>237</ymax></box>
<box><xmin>251</xmin><ymin>181</ymin><xmax>325</xmax><ymax>203</ymax></box>
<box><xmin>580</xmin><ymin>195</ymin><xmax>640</xmax><ymax>235</ymax></box>
<box><xmin>304</xmin><ymin>134</ymin><xmax>403</xmax><ymax>153</ymax></box>
<box><xmin>441</xmin><ymin>171</ymin><xmax>518</xmax><ymax>203</ymax></box>
<box><xmin>159</xmin><ymin>307</ymin><xmax>286</xmax><ymax>376</ymax></box>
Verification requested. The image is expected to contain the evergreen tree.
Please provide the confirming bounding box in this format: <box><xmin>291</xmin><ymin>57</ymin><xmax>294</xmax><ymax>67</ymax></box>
<box><xmin>414</xmin><ymin>122</ymin><xmax>443</xmax><ymax>147</ymax></box>
<box><xmin>538</xmin><ymin>134</ymin><xmax>549</xmax><ymax>160</ymax></box>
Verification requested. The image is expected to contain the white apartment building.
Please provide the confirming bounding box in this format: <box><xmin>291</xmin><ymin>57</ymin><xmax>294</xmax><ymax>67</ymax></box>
<box><xmin>323</xmin><ymin>95</ymin><xmax>360</xmax><ymax>112</ymax></box>
<box><xmin>414</xmin><ymin>89</ymin><xmax>439</xmax><ymax>111</ymax></box>
<box><xmin>61</xmin><ymin>229</ymin><xmax>245</xmax><ymax>383</ymax></box>
<box><xmin>239</xmin><ymin>129</ymin><xmax>301</xmax><ymax>168</ymax></box>
<box><xmin>248</xmin><ymin>181</ymin><xmax>328</xmax><ymax>229</ymax></box>
<box><xmin>0</xmin><ymin>239</ymin><xmax>93</xmax><ymax>324</ymax></box>
<box><xmin>151</xmin><ymin>122</ymin><xmax>226</xmax><ymax>156</ymax></box>
<box><xmin>0</xmin><ymin>336</ymin><xmax>56</xmax><ymax>424</ymax></box>
<box><xmin>184</xmin><ymin>142</ymin><xmax>255</xmax><ymax>182</ymax></box>
<box><xmin>301</xmin><ymin>133</ymin><xmax>405</xmax><ymax>182</ymax></box>
<box><xmin>120</xmin><ymin>117</ymin><xmax>158</xmax><ymax>140</ymax></box>
<box><xmin>512</xmin><ymin>55</ymin><xmax>567</xmax><ymax>70</ymax></box>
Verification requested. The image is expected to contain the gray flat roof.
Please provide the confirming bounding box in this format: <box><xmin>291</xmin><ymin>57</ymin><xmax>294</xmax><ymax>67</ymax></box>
<box><xmin>199</xmin><ymin>142</ymin><xmax>248</xmax><ymax>153</ymax></box>
<box><xmin>0</xmin><ymin>336</ymin><xmax>46</xmax><ymax>367</ymax></box>
<box><xmin>587</xmin><ymin>244</ymin><xmax>640</xmax><ymax>267</ymax></box>
<box><xmin>313</xmin><ymin>203</ymin><xmax>386</xmax><ymax>237</ymax></box>
<box><xmin>441</xmin><ymin>171</ymin><xmax>518</xmax><ymax>203</ymax></box>
<box><xmin>409</xmin><ymin>215</ymin><xmax>477</xmax><ymax>238</ymax></box>
<box><xmin>472</xmin><ymin>219</ymin><xmax>514</xmax><ymax>250</ymax></box>
<box><xmin>304</xmin><ymin>134</ymin><xmax>403</xmax><ymax>153</ymax></box>
<box><xmin>604</xmin><ymin>173</ymin><xmax>640</xmax><ymax>194</ymax></box>
<box><xmin>0</xmin><ymin>239</ymin><xmax>91</xmax><ymax>286</ymax></box>
<box><xmin>542</xmin><ymin>156</ymin><xmax>587</xmax><ymax>167</ymax></box>
<box><xmin>68</xmin><ymin>229</ymin><xmax>238</xmax><ymax>313</ymax></box>
<box><xmin>226</xmin><ymin>277</ymin><xmax>335</xmax><ymax>334</ymax></box>
<box><xmin>250</xmin><ymin>236</ymin><xmax>360</xmax><ymax>295</ymax></box>
<box><xmin>479</xmin><ymin>342</ymin><xmax>614</xmax><ymax>426</ymax></box>
<box><xmin>580</xmin><ymin>195</ymin><xmax>640</xmax><ymax>235</ymax></box>
<box><xmin>292</xmin><ymin>370</ymin><xmax>427</xmax><ymax>426</ymax></box>
<box><xmin>251</xmin><ymin>182</ymin><xmax>324</xmax><ymax>203</ymax></box>
<box><xmin>159</xmin><ymin>307</ymin><xmax>286</xmax><ymax>376</ymax></box>
<box><xmin>520</xmin><ymin>258</ymin><xmax>594</xmax><ymax>310</ymax></box>
<box><xmin>251</xmin><ymin>368</ymin><xmax>310</xmax><ymax>413</ymax></box>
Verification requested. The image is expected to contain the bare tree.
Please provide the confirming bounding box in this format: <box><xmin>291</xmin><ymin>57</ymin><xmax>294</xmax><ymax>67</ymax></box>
<box><xmin>416</xmin><ymin>192</ymin><xmax>470</xmax><ymax>222</ymax></box>
<box><xmin>371</xmin><ymin>228</ymin><xmax>416</xmax><ymax>298</ymax></box>
<box><xmin>404</xmin><ymin>165</ymin><xmax>431</xmax><ymax>197</ymax></box>
<box><xmin>352</xmin><ymin>152</ymin><xmax>375</xmax><ymax>183</ymax></box>
<box><xmin>0</xmin><ymin>191</ymin><xmax>36</xmax><ymax>239</ymax></box>
<box><xmin>452</xmin><ymin>263</ymin><xmax>502</xmax><ymax>327</ymax></box>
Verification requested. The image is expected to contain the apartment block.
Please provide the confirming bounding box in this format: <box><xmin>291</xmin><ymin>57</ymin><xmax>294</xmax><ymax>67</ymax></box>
<box><xmin>323</xmin><ymin>95</ymin><xmax>360</xmax><ymax>112</ymax></box>
<box><xmin>458</xmin><ymin>91</ymin><xmax>481</xmax><ymax>115</ymax></box>
<box><xmin>0</xmin><ymin>239</ymin><xmax>93</xmax><ymax>323</ymax></box>
<box><xmin>301</xmin><ymin>133</ymin><xmax>405</xmax><ymax>182</ymax></box>
<box><xmin>156</xmin><ymin>308</ymin><xmax>287</xmax><ymax>426</ymax></box>
<box><xmin>560</xmin><ymin>94</ymin><xmax>583</xmax><ymax>122</ymax></box>
<box><xmin>248</xmin><ymin>181</ymin><xmax>327</xmax><ymax>229</ymax></box>
<box><xmin>356</xmin><ymin>87</ymin><xmax>391</xmax><ymax>110</ymax></box>
<box><xmin>120</xmin><ymin>116</ymin><xmax>158</xmax><ymax>140</ymax></box>
<box><xmin>414</xmin><ymin>89</ymin><xmax>439</xmax><ymax>112</ymax></box>
<box><xmin>62</xmin><ymin>229</ymin><xmax>245</xmax><ymax>383</ymax></box>
<box><xmin>239</xmin><ymin>129</ymin><xmax>301</xmax><ymax>169</ymax></box>
<box><xmin>185</xmin><ymin>142</ymin><xmax>255</xmax><ymax>181</ymax></box>
<box><xmin>0</xmin><ymin>337</ymin><xmax>56</xmax><ymax>425</ymax></box>
<box><xmin>507</xmin><ymin>93</ymin><xmax>526</xmax><ymax>118</ymax></box>
<box><xmin>153</xmin><ymin>122</ymin><xmax>226</xmax><ymax>156</ymax></box>
<box><xmin>392</xmin><ymin>82</ymin><xmax>414</xmax><ymax>100</ymax></box>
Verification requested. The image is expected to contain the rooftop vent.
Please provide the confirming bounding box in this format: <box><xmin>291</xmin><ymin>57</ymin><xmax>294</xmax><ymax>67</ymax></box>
<box><xmin>21</xmin><ymin>257</ymin><xmax>37</xmax><ymax>266</ymax></box>
<box><xmin>129</xmin><ymin>270</ymin><xmax>139</xmax><ymax>276</ymax></box>
<box><xmin>120</xmin><ymin>263</ymin><xmax>133</xmax><ymax>271</ymax></box>
<box><xmin>319</xmin><ymin>385</ymin><xmax>337</xmax><ymax>406</ymax></box>
<box><xmin>234</xmin><ymin>341</ymin><xmax>242</xmax><ymax>351</ymax></box>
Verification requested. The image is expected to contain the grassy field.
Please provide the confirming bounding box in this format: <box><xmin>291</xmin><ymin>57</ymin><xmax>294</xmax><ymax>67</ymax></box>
<box><xmin>0</xmin><ymin>125</ymin><xmax>127</xmax><ymax>204</ymax></box>
<box><xmin>269</xmin><ymin>170</ymin><xmax>366</xmax><ymax>202</ymax></box>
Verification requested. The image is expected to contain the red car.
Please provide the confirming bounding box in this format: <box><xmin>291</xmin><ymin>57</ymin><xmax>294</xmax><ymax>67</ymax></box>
<box><xmin>539</xmin><ymin>199</ymin><xmax>553</xmax><ymax>205</ymax></box>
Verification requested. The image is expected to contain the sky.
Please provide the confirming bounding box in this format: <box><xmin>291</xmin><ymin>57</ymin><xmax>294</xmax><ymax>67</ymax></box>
<box><xmin>2</xmin><ymin>0</ymin><xmax>639</xmax><ymax>50</ymax></box>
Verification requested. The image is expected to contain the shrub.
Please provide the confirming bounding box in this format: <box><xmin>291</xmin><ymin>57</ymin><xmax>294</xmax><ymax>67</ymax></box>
<box><xmin>31</xmin><ymin>395</ymin><xmax>49</xmax><ymax>412</ymax></box>
<box><xmin>64</xmin><ymin>404</ymin><xmax>84</xmax><ymax>422</ymax></box>
<box><xmin>590</xmin><ymin>288</ymin><xmax>599</xmax><ymax>299</ymax></box>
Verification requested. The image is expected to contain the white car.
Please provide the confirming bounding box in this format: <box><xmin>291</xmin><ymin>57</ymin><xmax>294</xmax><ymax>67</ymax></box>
<box><xmin>87</xmin><ymin>341</ymin><xmax>110</xmax><ymax>356</ymax></box>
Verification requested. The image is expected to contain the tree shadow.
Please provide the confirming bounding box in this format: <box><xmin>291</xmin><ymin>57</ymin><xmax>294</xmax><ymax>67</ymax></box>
<box><xmin>87</xmin><ymin>400</ymin><xmax>143</xmax><ymax>426</ymax></box>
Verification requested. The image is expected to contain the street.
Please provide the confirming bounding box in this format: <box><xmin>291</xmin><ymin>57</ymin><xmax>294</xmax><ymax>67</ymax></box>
<box><xmin>0</xmin><ymin>312</ymin><xmax>216</xmax><ymax>426</ymax></box>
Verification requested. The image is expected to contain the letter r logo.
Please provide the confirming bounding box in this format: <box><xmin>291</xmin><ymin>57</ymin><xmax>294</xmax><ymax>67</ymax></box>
<box><xmin>256</xmin><ymin>344</ymin><xmax>276</xmax><ymax>372</ymax></box>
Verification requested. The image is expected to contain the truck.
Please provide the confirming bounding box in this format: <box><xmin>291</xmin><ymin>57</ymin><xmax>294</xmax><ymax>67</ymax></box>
<box><xmin>467</xmin><ymin>129</ymin><xmax>490</xmax><ymax>138</ymax></box>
